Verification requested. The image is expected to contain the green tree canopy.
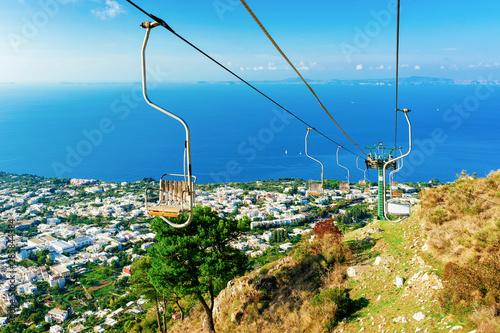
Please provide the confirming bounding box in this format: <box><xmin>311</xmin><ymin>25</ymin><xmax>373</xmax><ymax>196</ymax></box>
<box><xmin>148</xmin><ymin>205</ymin><xmax>248</xmax><ymax>333</ymax></box>
<box><xmin>130</xmin><ymin>256</ymin><xmax>169</xmax><ymax>333</ymax></box>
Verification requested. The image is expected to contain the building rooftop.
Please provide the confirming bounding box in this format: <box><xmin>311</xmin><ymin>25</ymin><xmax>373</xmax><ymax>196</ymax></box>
<box><xmin>51</xmin><ymin>240</ymin><xmax>74</xmax><ymax>250</ymax></box>
<box><xmin>28</xmin><ymin>238</ymin><xmax>45</xmax><ymax>245</ymax></box>
<box><xmin>50</xmin><ymin>265</ymin><xmax>70</xmax><ymax>275</ymax></box>
<box><xmin>41</xmin><ymin>235</ymin><xmax>57</xmax><ymax>242</ymax></box>
<box><xmin>48</xmin><ymin>308</ymin><xmax>68</xmax><ymax>316</ymax></box>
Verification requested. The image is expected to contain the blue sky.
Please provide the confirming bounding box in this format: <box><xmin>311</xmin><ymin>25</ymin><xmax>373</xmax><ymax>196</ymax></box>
<box><xmin>1</xmin><ymin>0</ymin><xmax>499</xmax><ymax>83</ymax></box>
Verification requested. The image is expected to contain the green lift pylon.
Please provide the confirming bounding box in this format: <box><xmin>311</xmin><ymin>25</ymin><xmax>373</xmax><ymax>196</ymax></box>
<box><xmin>365</xmin><ymin>143</ymin><xmax>397</xmax><ymax>220</ymax></box>
<box><xmin>365</xmin><ymin>108</ymin><xmax>413</xmax><ymax>221</ymax></box>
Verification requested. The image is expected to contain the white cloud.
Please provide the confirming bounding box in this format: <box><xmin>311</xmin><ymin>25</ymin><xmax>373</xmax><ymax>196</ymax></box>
<box><xmin>253</xmin><ymin>66</ymin><xmax>264</xmax><ymax>71</ymax></box>
<box><xmin>92</xmin><ymin>0</ymin><xmax>125</xmax><ymax>20</ymax></box>
<box><xmin>240</xmin><ymin>67</ymin><xmax>245</xmax><ymax>71</ymax></box>
<box><xmin>268</xmin><ymin>62</ymin><xmax>278</xmax><ymax>70</ymax></box>
<box><xmin>356</xmin><ymin>64</ymin><xmax>363</xmax><ymax>70</ymax></box>
<box><xmin>297</xmin><ymin>61</ymin><xmax>310</xmax><ymax>71</ymax></box>
<box><xmin>401</xmin><ymin>64</ymin><xmax>410</xmax><ymax>68</ymax></box>
<box><xmin>442</xmin><ymin>47</ymin><xmax>457</xmax><ymax>51</ymax></box>
<box><xmin>376</xmin><ymin>65</ymin><xmax>384</xmax><ymax>70</ymax></box>
<box><xmin>440</xmin><ymin>65</ymin><xmax>445</xmax><ymax>69</ymax></box>
<box><xmin>414</xmin><ymin>65</ymin><xmax>421</xmax><ymax>70</ymax></box>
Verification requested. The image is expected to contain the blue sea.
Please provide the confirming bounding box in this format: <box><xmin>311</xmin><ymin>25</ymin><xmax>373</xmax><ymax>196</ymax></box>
<box><xmin>0</xmin><ymin>82</ymin><xmax>498</xmax><ymax>184</ymax></box>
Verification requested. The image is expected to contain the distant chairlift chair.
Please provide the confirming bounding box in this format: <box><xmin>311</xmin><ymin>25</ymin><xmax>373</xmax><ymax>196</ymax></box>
<box><xmin>305</xmin><ymin>128</ymin><xmax>324</xmax><ymax>196</ymax></box>
<box><xmin>389</xmin><ymin>147</ymin><xmax>403</xmax><ymax>198</ymax></box>
<box><xmin>336</xmin><ymin>146</ymin><xmax>350</xmax><ymax>193</ymax></box>
<box><xmin>141</xmin><ymin>21</ymin><xmax>196</xmax><ymax>228</ymax></box>
<box><xmin>356</xmin><ymin>156</ymin><xmax>367</xmax><ymax>186</ymax></box>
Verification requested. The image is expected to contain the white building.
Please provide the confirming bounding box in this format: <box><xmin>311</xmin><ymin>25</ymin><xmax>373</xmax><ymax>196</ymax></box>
<box><xmin>40</xmin><ymin>235</ymin><xmax>58</xmax><ymax>243</ymax></box>
<box><xmin>130</xmin><ymin>223</ymin><xmax>142</xmax><ymax>230</ymax></box>
<box><xmin>27</xmin><ymin>238</ymin><xmax>47</xmax><ymax>248</ymax></box>
<box><xmin>47</xmin><ymin>218</ymin><xmax>61</xmax><ymax>224</ymax></box>
<box><xmin>16</xmin><ymin>283</ymin><xmax>38</xmax><ymax>295</ymax></box>
<box><xmin>141</xmin><ymin>242</ymin><xmax>154</xmax><ymax>251</ymax></box>
<box><xmin>51</xmin><ymin>240</ymin><xmax>75</xmax><ymax>254</ymax></box>
<box><xmin>49</xmin><ymin>275</ymin><xmax>66</xmax><ymax>288</ymax></box>
<box><xmin>70</xmin><ymin>236</ymin><xmax>93</xmax><ymax>249</ymax></box>
<box><xmin>19</xmin><ymin>246</ymin><xmax>38</xmax><ymax>260</ymax></box>
<box><xmin>86</xmin><ymin>244</ymin><xmax>102</xmax><ymax>254</ymax></box>
<box><xmin>94</xmin><ymin>325</ymin><xmax>105</xmax><ymax>333</ymax></box>
<box><xmin>107</xmin><ymin>256</ymin><xmax>119</xmax><ymax>266</ymax></box>
<box><xmin>69</xmin><ymin>324</ymin><xmax>88</xmax><ymax>333</ymax></box>
<box><xmin>50</xmin><ymin>325</ymin><xmax>64</xmax><ymax>333</ymax></box>
<box><xmin>279</xmin><ymin>243</ymin><xmax>293</xmax><ymax>251</ymax></box>
<box><xmin>50</xmin><ymin>265</ymin><xmax>70</xmax><ymax>279</ymax></box>
<box><xmin>45</xmin><ymin>308</ymin><xmax>68</xmax><ymax>323</ymax></box>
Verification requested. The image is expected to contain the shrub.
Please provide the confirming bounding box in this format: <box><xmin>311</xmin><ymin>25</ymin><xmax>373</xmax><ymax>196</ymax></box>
<box><xmin>259</xmin><ymin>262</ymin><xmax>274</xmax><ymax>275</ymax></box>
<box><xmin>312</xmin><ymin>288</ymin><xmax>353</xmax><ymax>330</ymax></box>
<box><xmin>427</xmin><ymin>208</ymin><xmax>448</xmax><ymax>224</ymax></box>
<box><xmin>313</xmin><ymin>219</ymin><xmax>342</xmax><ymax>244</ymax></box>
<box><xmin>439</xmin><ymin>253</ymin><xmax>500</xmax><ymax>320</ymax></box>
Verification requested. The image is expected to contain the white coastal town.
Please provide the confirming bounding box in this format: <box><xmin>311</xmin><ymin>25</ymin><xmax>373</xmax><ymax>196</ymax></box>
<box><xmin>0</xmin><ymin>172</ymin><xmax>421</xmax><ymax>332</ymax></box>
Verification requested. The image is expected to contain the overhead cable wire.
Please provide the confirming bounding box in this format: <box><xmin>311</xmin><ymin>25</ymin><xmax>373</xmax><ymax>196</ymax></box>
<box><xmin>395</xmin><ymin>0</ymin><xmax>401</xmax><ymax>151</ymax></box>
<box><xmin>239</xmin><ymin>0</ymin><xmax>367</xmax><ymax>157</ymax></box>
<box><xmin>124</xmin><ymin>0</ymin><xmax>362</xmax><ymax>157</ymax></box>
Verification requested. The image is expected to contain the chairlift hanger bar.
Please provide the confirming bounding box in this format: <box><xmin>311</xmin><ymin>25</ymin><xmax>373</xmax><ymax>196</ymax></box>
<box><xmin>394</xmin><ymin>0</ymin><xmax>401</xmax><ymax>152</ymax></box>
<box><xmin>124</xmin><ymin>0</ymin><xmax>362</xmax><ymax>158</ymax></box>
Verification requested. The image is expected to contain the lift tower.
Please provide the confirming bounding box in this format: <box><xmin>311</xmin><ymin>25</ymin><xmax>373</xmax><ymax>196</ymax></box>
<box><xmin>365</xmin><ymin>143</ymin><xmax>397</xmax><ymax>220</ymax></box>
<box><xmin>365</xmin><ymin>108</ymin><xmax>412</xmax><ymax>221</ymax></box>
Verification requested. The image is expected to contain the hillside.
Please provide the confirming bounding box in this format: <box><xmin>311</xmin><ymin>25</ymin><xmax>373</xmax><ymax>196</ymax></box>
<box><xmin>167</xmin><ymin>171</ymin><xmax>500</xmax><ymax>333</ymax></box>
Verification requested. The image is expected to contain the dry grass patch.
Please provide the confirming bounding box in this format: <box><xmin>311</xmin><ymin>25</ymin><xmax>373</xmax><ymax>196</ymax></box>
<box><xmin>420</xmin><ymin>170</ymin><xmax>500</xmax><ymax>263</ymax></box>
<box><xmin>419</xmin><ymin>170</ymin><xmax>500</xmax><ymax>331</ymax></box>
<box><xmin>168</xmin><ymin>234</ymin><xmax>356</xmax><ymax>333</ymax></box>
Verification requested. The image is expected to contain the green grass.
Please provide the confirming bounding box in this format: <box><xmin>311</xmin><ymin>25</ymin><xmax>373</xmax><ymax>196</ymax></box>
<box><xmin>92</xmin><ymin>284</ymin><xmax>115</xmax><ymax>299</ymax></box>
<box><xmin>80</xmin><ymin>266</ymin><xmax>114</xmax><ymax>288</ymax></box>
<box><xmin>337</xmin><ymin>217</ymin><xmax>459</xmax><ymax>332</ymax></box>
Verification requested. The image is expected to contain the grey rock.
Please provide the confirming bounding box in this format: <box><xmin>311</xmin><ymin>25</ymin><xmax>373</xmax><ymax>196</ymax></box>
<box><xmin>395</xmin><ymin>276</ymin><xmax>405</xmax><ymax>288</ymax></box>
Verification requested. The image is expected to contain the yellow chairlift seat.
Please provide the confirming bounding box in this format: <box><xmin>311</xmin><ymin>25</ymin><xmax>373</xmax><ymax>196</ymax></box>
<box><xmin>339</xmin><ymin>182</ymin><xmax>350</xmax><ymax>192</ymax></box>
<box><xmin>147</xmin><ymin>205</ymin><xmax>182</xmax><ymax>218</ymax></box>
<box><xmin>308</xmin><ymin>181</ymin><xmax>323</xmax><ymax>196</ymax></box>
<box><xmin>146</xmin><ymin>178</ymin><xmax>194</xmax><ymax>219</ymax></box>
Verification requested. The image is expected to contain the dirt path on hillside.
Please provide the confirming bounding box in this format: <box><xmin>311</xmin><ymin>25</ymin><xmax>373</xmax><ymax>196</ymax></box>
<box><xmin>335</xmin><ymin>216</ymin><xmax>470</xmax><ymax>333</ymax></box>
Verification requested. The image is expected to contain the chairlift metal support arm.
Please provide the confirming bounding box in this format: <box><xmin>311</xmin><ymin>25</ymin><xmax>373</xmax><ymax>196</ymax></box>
<box><xmin>356</xmin><ymin>156</ymin><xmax>367</xmax><ymax>184</ymax></box>
<box><xmin>336</xmin><ymin>146</ymin><xmax>350</xmax><ymax>192</ymax></box>
<box><xmin>305</xmin><ymin>128</ymin><xmax>324</xmax><ymax>194</ymax></box>
<box><xmin>389</xmin><ymin>147</ymin><xmax>403</xmax><ymax>198</ymax></box>
<box><xmin>141</xmin><ymin>22</ymin><xmax>194</xmax><ymax>228</ymax></box>
<box><xmin>383</xmin><ymin>109</ymin><xmax>412</xmax><ymax>222</ymax></box>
